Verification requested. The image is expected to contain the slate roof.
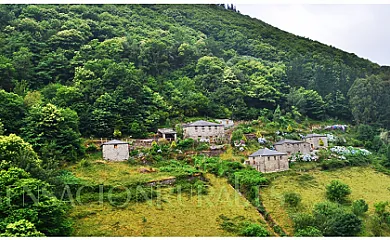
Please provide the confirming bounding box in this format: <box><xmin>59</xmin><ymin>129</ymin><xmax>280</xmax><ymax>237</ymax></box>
<box><xmin>274</xmin><ymin>139</ymin><xmax>306</xmax><ymax>145</ymax></box>
<box><xmin>102</xmin><ymin>139</ymin><xmax>129</xmax><ymax>145</ymax></box>
<box><xmin>183</xmin><ymin>120</ymin><xmax>223</xmax><ymax>127</ymax></box>
<box><xmin>157</xmin><ymin>128</ymin><xmax>177</xmax><ymax>134</ymax></box>
<box><xmin>249</xmin><ymin>148</ymin><xmax>287</xmax><ymax>157</ymax></box>
<box><xmin>305</xmin><ymin>133</ymin><xmax>326</xmax><ymax>138</ymax></box>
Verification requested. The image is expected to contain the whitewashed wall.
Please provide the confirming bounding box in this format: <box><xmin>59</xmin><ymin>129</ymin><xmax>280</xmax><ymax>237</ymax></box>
<box><xmin>102</xmin><ymin>144</ymin><xmax>129</xmax><ymax>161</ymax></box>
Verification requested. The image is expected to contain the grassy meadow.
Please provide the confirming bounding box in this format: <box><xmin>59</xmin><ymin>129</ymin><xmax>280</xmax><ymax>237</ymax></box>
<box><xmin>260</xmin><ymin>166</ymin><xmax>390</xmax><ymax>235</ymax></box>
<box><xmin>68</xmin><ymin>158</ymin><xmax>268</xmax><ymax>236</ymax></box>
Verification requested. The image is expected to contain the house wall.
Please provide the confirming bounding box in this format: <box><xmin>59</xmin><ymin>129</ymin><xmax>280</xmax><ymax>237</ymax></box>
<box><xmin>102</xmin><ymin>144</ymin><xmax>129</xmax><ymax>161</ymax></box>
<box><xmin>274</xmin><ymin>142</ymin><xmax>311</xmax><ymax>156</ymax></box>
<box><xmin>305</xmin><ymin>137</ymin><xmax>328</xmax><ymax>149</ymax></box>
<box><xmin>245</xmin><ymin>154</ymin><xmax>289</xmax><ymax>173</ymax></box>
<box><xmin>183</xmin><ymin>125</ymin><xmax>224</xmax><ymax>142</ymax></box>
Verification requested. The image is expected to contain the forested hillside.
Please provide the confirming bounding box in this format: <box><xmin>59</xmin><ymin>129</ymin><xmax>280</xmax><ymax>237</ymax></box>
<box><xmin>1</xmin><ymin>4</ymin><xmax>390</xmax><ymax>140</ymax></box>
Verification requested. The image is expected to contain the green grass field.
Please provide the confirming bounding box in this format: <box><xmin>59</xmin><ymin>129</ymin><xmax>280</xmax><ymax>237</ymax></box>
<box><xmin>68</xmin><ymin>159</ymin><xmax>269</xmax><ymax>236</ymax></box>
<box><xmin>260</xmin><ymin>166</ymin><xmax>390</xmax><ymax>236</ymax></box>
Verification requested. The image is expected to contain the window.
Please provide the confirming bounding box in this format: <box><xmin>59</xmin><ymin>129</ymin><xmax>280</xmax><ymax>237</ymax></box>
<box><xmin>202</xmin><ymin>126</ymin><xmax>205</xmax><ymax>132</ymax></box>
<box><xmin>208</xmin><ymin>126</ymin><xmax>212</xmax><ymax>131</ymax></box>
<box><xmin>274</xmin><ymin>156</ymin><xmax>276</xmax><ymax>160</ymax></box>
<box><xmin>114</xmin><ymin>144</ymin><xmax>118</xmax><ymax>149</ymax></box>
<box><xmin>267</xmin><ymin>157</ymin><xmax>270</xmax><ymax>161</ymax></box>
<box><xmin>195</xmin><ymin>126</ymin><xmax>198</xmax><ymax>132</ymax></box>
<box><xmin>215</xmin><ymin>126</ymin><xmax>218</xmax><ymax>130</ymax></box>
<box><xmin>280</xmin><ymin>156</ymin><xmax>282</xmax><ymax>160</ymax></box>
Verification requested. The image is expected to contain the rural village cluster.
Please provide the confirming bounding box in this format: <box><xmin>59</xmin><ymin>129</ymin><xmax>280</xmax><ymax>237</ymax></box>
<box><xmin>102</xmin><ymin>119</ymin><xmax>330</xmax><ymax>173</ymax></box>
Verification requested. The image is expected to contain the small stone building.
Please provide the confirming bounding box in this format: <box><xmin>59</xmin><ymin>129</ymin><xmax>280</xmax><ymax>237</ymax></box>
<box><xmin>304</xmin><ymin>133</ymin><xmax>328</xmax><ymax>150</ymax></box>
<box><xmin>157</xmin><ymin>128</ymin><xmax>177</xmax><ymax>141</ymax></box>
<box><xmin>183</xmin><ymin>120</ymin><xmax>224</xmax><ymax>142</ymax></box>
<box><xmin>245</xmin><ymin>148</ymin><xmax>288</xmax><ymax>173</ymax></box>
<box><xmin>102</xmin><ymin>139</ymin><xmax>129</xmax><ymax>161</ymax></box>
<box><xmin>274</xmin><ymin>139</ymin><xmax>311</xmax><ymax>156</ymax></box>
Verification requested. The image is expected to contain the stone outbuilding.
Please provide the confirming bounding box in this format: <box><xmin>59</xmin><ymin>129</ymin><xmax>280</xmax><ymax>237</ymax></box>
<box><xmin>304</xmin><ymin>133</ymin><xmax>328</xmax><ymax>150</ymax></box>
<box><xmin>157</xmin><ymin>128</ymin><xmax>177</xmax><ymax>141</ymax></box>
<box><xmin>183</xmin><ymin>120</ymin><xmax>224</xmax><ymax>143</ymax></box>
<box><xmin>245</xmin><ymin>148</ymin><xmax>288</xmax><ymax>173</ymax></box>
<box><xmin>274</xmin><ymin>139</ymin><xmax>311</xmax><ymax>156</ymax></box>
<box><xmin>102</xmin><ymin>139</ymin><xmax>129</xmax><ymax>161</ymax></box>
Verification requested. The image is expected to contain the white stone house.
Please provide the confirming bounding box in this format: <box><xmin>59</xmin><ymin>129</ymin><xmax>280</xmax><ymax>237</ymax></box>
<box><xmin>183</xmin><ymin>120</ymin><xmax>224</xmax><ymax>143</ymax></box>
<box><xmin>274</xmin><ymin>139</ymin><xmax>311</xmax><ymax>156</ymax></box>
<box><xmin>245</xmin><ymin>148</ymin><xmax>288</xmax><ymax>173</ymax></box>
<box><xmin>304</xmin><ymin>133</ymin><xmax>328</xmax><ymax>150</ymax></box>
<box><xmin>102</xmin><ymin>139</ymin><xmax>129</xmax><ymax>161</ymax></box>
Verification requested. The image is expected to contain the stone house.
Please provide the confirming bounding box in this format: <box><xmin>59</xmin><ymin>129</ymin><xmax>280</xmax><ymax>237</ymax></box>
<box><xmin>157</xmin><ymin>128</ymin><xmax>177</xmax><ymax>141</ymax></box>
<box><xmin>102</xmin><ymin>139</ymin><xmax>129</xmax><ymax>161</ymax></box>
<box><xmin>245</xmin><ymin>148</ymin><xmax>288</xmax><ymax>173</ymax></box>
<box><xmin>274</xmin><ymin>139</ymin><xmax>311</xmax><ymax>156</ymax></box>
<box><xmin>215</xmin><ymin>119</ymin><xmax>234</xmax><ymax>129</ymax></box>
<box><xmin>304</xmin><ymin>133</ymin><xmax>328</xmax><ymax>150</ymax></box>
<box><xmin>183</xmin><ymin>120</ymin><xmax>224</xmax><ymax>143</ymax></box>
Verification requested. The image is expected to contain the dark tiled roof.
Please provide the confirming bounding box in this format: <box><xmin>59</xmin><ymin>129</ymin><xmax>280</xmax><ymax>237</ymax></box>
<box><xmin>249</xmin><ymin>148</ymin><xmax>287</xmax><ymax>157</ymax></box>
<box><xmin>102</xmin><ymin>139</ymin><xmax>128</xmax><ymax>145</ymax></box>
<box><xmin>183</xmin><ymin>120</ymin><xmax>223</xmax><ymax>127</ymax></box>
<box><xmin>274</xmin><ymin>139</ymin><xmax>306</xmax><ymax>145</ymax></box>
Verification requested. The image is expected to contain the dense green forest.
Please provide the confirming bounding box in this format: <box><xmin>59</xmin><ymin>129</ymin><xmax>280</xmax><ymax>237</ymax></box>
<box><xmin>1</xmin><ymin>4</ymin><xmax>390</xmax><ymax>141</ymax></box>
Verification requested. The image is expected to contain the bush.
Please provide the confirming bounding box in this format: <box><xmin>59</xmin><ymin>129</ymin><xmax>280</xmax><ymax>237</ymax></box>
<box><xmin>321</xmin><ymin>159</ymin><xmax>348</xmax><ymax>170</ymax></box>
<box><xmin>312</xmin><ymin>202</ymin><xmax>362</xmax><ymax>236</ymax></box>
<box><xmin>283</xmin><ymin>192</ymin><xmax>301</xmax><ymax>208</ymax></box>
<box><xmin>240</xmin><ymin>223</ymin><xmax>269</xmax><ymax>237</ymax></box>
<box><xmin>176</xmin><ymin>138</ymin><xmax>195</xmax><ymax>150</ymax></box>
<box><xmin>86</xmin><ymin>143</ymin><xmax>98</xmax><ymax>152</ymax></box>
<box><xmin>292</xmin><ymin>213</ymin><xmax>316</xmax><ymax>230</ymax></box>
<box><xmin>352</xmin><ymin>199</ymin><xmax>369</xmax><ymax>216</ymax></box>
<box><xmin>325</xmin><ymin>180</ymin><xmax>351</xmax><ymax>203</ymax></box>
<box><xmin>295</xmin><ymin>226</ymin><xmax>323</xmax><ymax>236</ymax></box>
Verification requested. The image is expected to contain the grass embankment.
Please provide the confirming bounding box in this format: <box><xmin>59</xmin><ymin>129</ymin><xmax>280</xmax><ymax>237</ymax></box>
<box><xmin>260</xmin><ymin>166</ymin><xmax>390</xmax><ymax>235</ymax></box>
<box><xmin>68</xmin><ymin>159</ymin><xmax>266</xmax><ymax>236</ymax></box>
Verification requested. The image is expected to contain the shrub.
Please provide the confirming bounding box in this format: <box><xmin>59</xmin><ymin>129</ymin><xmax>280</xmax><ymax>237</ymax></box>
<box><xmin>283</xmin><ymin>192</ymin><xmax>301</xmax><ymax>208</ymax></box>
<box><xmin>325</xmin><ymin>180</ymin><xmax>351</xmax><ymax>203</ymax></box>
<box><xmin>312</xmin><ymin>202</ymin><xmax>362</xmax><ymax>236</ymax></box>
<box><xmin>239</xmin><ymin>223</ymin><xmax>269</xmax><ymax>237</ymax></box>
<box><xmin>79</xmin><ymin>159</ymin><xmax>91</xmax><ymax>168</ymax></box>
<box><xmin>86</xmin><ymin>143</ymin><xmax>98</xmax><ymax>152</ymax></box>
<box><xmin>295</xmin><ymin>226</ymin><xmax>323</xmax><ymax>237</ymax></box>
<box><xmin>176</xmin><ymin>138</ymin><xmax>195</xmax><ymax>150</ymax></box>
<box><xmin>292</xmin><ymin>213</ymin><xmax>316</xmax><ymax>230</ymax></box>
<box><xmin>321</xmin><ymin>159</ymin><xmax>348</xmax><ymax>170</ymax></box>
<box><xmin>352</xmin><ymin>199</ymin><xmax>369</xmax><ymax>216</ymax></box>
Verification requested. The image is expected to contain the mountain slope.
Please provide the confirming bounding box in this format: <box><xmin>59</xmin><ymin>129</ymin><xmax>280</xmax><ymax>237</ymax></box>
<box><xmin>0</xmin><ymin>4</ymin><xmax>387</xmax><ymax>137</ymax></box>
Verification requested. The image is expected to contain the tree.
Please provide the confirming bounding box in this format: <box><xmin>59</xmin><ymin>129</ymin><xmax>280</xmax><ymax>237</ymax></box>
<box><xmin>325</xmin><ymin>180</ymin><xmax>351</xmax><ymax>203</ymax></box>
<box><xmin>0</xmin><ymin>167</ymin><xmax>72</xmax><ymax>236</ymax></box>
<box><xmin>0</xmin><ymin>90</ymin><xmax>25</xmax><ymax>134</ymax></box>
<box><xmin>21</xmin><ymin>103</ymin><xmax>84</xmax><ymax>162</ymax></box>
<box><xmin>352</xmin><ymin>199</ymin><xmax>369</xmax><ymax>216</ymax></box>
<box><xmin>287</xmin><ymin>87</ymin><xmax>325</xmax><ymax>120</ymax></box>
<box><xmin>348</xmin><ymin>75</ymin><xmax>390</xmax><ymax>127</ymax></box>
<box><xmin>0</xmin><ymin>134</ymin><xmax>42</xmax><ymax>176</ymax></box>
